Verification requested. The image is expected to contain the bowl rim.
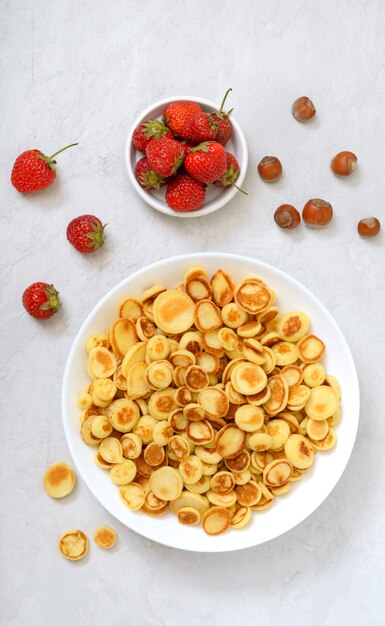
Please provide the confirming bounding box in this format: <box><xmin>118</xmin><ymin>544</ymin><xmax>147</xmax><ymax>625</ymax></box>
<box><xmin>125</xmin><ymin>96</ymin><xmax>249</xmax><ymax>218</ymax></box>
<box><xmin>62</xmin><ymin>252</ymin><xmax>360</xmax><ymax>552</ymax></box>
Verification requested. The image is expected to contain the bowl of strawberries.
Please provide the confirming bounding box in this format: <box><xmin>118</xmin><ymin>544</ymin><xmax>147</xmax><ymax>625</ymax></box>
<box><xmin>126</xmin><ymin>90</ymin><xmax>248</xmax><ymax>217</ymax></box>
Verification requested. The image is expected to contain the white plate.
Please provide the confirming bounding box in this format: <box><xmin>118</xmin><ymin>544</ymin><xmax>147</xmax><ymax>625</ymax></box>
<box><xmin>62</xmin><ymin>253</ymin><xmax>359</xmax><ymax>552</ymax></box>
<box><xmin>125</xmin><ymin>96</ymin><xmax>248</xmax><ymax>218</ymax></box>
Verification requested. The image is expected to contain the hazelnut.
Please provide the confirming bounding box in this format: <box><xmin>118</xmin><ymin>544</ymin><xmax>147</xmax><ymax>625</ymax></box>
<box><xmin>274</xmin><ymin>205</ymin><xmax>301</xmax><ymax>230</ymax></box>
<box><xmin>331</xmin><ymin>151</ymin><xmax>357</xmax><ymax>176</ymax></box>
<box><xmin>257</xmin><ymin>156</ymin><xmax>282</xmax><ymax>182</ymax></box>
<box><xmin>292</xmin><ymin>97</ymin><xmax>316</xmax><ymax>122</ymax></box>
<box><xmin>357</xmin><ymin>217</ymin><xmax>381</xmax><ymax>238</ymax></box>
<box><xmin>302</xmin><ymin>199</ymin><xmax>333</xmax><ymax>228</ymax></box>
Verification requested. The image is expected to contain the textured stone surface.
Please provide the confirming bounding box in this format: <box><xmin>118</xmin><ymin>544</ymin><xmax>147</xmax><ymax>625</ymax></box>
<box><xmin>1</xmin><ymin>1</ymin><xmax>384</xmax><ymax>624</ymax></box>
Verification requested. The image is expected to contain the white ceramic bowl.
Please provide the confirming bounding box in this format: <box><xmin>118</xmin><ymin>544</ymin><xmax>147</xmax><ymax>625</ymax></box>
<box><xmin>62</xmin><ymin>253</ymin><xmax>359</xmax><ymax>552</ymax></box>
<box><xmin>125</xmin><ymin>96</ymin><xmax>248</xmax><ymax>218</ymax></box>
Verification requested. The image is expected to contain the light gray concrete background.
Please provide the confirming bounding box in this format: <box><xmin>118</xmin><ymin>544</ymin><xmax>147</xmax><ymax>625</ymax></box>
<box><xmin>1</xmin><ymin>1</ymin><xmax>384</xmax><ymax>624</ymax></box>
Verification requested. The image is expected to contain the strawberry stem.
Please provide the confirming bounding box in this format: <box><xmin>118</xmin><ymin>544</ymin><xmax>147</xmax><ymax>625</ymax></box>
<box><xmin>231</xmin><ymin>181</ymin><xmax>248</xmax><ymax>195</ymax></box>
<box><xmin>46</xmin><ymin>143</ymin><xmax>78</xmax><ymax>164</ymax></box>
<box><xmin>218</xmin><ymin>88</ymin><xmax>232</xmax><ymax>114</ymax></box>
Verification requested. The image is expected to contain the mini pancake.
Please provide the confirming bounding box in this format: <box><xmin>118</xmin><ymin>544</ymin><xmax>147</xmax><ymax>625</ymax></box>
<box><xmin>92</xmin><ymin>378</ymin><xmax>117</xmax><ymax>403</ymax></box>
<box><xmin>184</xmin><ymin>365</ymin><xmax>209</xmax><ymax>392</ymax></box>
<box><xmin>324</xmin><ymin>375</ymin><xmax>342</xmax><ymax>400</ymax></box>
<box><xmin>271</xmin><ymin>341</ymin><xmax>299</xmax><ymax>366</ymax></box>
<box><xmin>241</xmin><ymin>338</ymin><xmax>266</xmax><ymax>365</ymax></box>
<box><xmin>146</xmin><ymin>335</ymin><xmax>170</xmax><ymax>361</ymax></box>
<box><xmin>225</xmin><ymin>382</ymin><xmax>246</xmax><ymax>405</ymax></box>
<box><xmin>194</xmin><ymin>299</ymin><xmax>222</xmax><ymax>333</ymax></box>
<box><xmin>136</xmin><ymin>316</ymin><xmax>157</xmax><ymax>341</ymax></box>
<box><xmin>94</xmin><ymin>451</ymin><xmax>113</xmax><ymax>469</ymax></box>
<box><xmin>135</xmin><ymin>453</ymin><xmax>156</xmax><ymax>478</ymax></box>
<box><xmin>288</xmin><ymin>384</ymin><xmax>311</xmax><ymax>408</ymax></box>
<box><xmin>246</xmin><ymin>386</ymin><xmax>271</xmax><ymax>407</ymax></box>
<box><xmin>179</xmin><ymin>331</ymin><xmax>204</xmax><ymax>354</ymax></box>
<box><xmin>186</xmin><ymin>419</ymin><xmax>214</xmax><ymax>445</ymax></box>
<box><xmin>86</xmin><ymin>334</ymin><xmax>110</xmax><ymax>353</ymax></box>
<box><xmin>77</xmin><ymin>393</ymin><xmax>92</xmax><ymax>410</ymax></box>
<box><xmin>303</xmin><ymin>363</ymin><xmax>326</xmax><ymax>387</ymax></box>
<box><xmin>231</xmin><ymin>506</ymin><xmax>252</xmax><ymax>529</ymax></box>
<box><xmin>198</xmin><ymin>387</ymin><xmax>229</xmax><ymax>417</ymax></box>
<box><xmin>263</xmin><ymin>459</ymin><xmax>293</xmax><ymax>487</ymax></box>
<box><xmin>143</xmin><ymin>490</ymin><xmax>168</xmax><ymax>513</ymax></box>
<box><xmin>305</xmin><ymin>385</ymin><xmax>338</xmax><ymax>420</ymax></box>
<box><xmin>184</xmin><ymin>475</ymin><xmax>210</xmax><ymax>494</ymax></box>
<box><xmin>222</xmin><ymin>358</ymin><xmax>246</xmax><ymax>385</ymax></box>
<box><xmin>113</xmin><ymin>366</ymin><xmax>128</xmax><ymax>391</ymax></box>
<box><xmin>174</xmin><ymin>386</ymin><xmax>193</xmax><ymax>407</ymax></box>
<box><xmin>119</xmin><ymin>297</ymin><xmax>143</xmax><ymax>322</ymax></box>
<box><xmin>141</xmin><ymin>284</ymin><xmax>167</xmax><ymax>306</ymax></box>
<box><xmin>88</xmin><ymin>347</ymin><xmax>117</xmax><ymax>379</ymax></box>
<box><xmin>185</xmin><ymin>277</ymin><xmax>212</xmax><ymax>302</ymax></box>
<box><xmin>142</xmin><ymin>302</ymin><xmax>155</xmax><ymax>322</ymax></box>
<box><xmin>210</xmin><ymin>471</ymin><xmax>235</xmax><ymax>495</ymax></box>
<box><xmin>126</xmin><ymin>362</ymin><xmax>151</xmax><ymax>398</ymax></box>
<box><xmin>271</xmin><ymin>482</ymin><xmax>291</xmax><ymax>496</ymax></box>
<box><xmin>218</xmin><ymin>328</ymin><xmax>239</xmax><ymax>352</ymax></box>
<box><xmin>234</xmin><ymin>279</ymin><xmax>272</xmax><ymax>314</ymax></box>
<box><xmin>168</xmin><ymin>409</ymin><xmax>188</xmax><ymax>433</ymax></box>
<box><xmin>306</xmin><ymin>418</ymin><xmax>329</xmax><ymax>441</ymax></box>
<box><xmin>231</xmin><ymin>469</ymin><xmax>252</xmax><ymax>485</ymax></box>
<box><xmin>43</xmin><ymin>462</ymin><xmax>76</xmax><ymax>498</ymax></box>
<box><xmin>297</xmin><ymin>334</ymin><xmax>325</xmax><ymax>363</ymax></box>
<box><xmin>99</xmin><ymin>437</ymin><xmax>124</xmax><ymax>464</ymax></box>
<box><xmin>179</xmin><ymin>455</ymin><xmax>204</xmax><ymax>484</ymax></box>
<box><xmin>107</xmin><ymin>398</ymin><xmax>140</xmax><ymax>433</ymax></box>
<box><xmin>231</xmin><ymin>362</ymin><xmax>267</xmax><ymax>396</ymax></box>
<box><xmin>236</xmin><ymin>480</ymin><xmax>262</xmax><ymax>507</ymax></box>
<box><xmin>58</xmin><ymin>530</ymin><xmax>88</xmax><ymax>561</ymax></box>
<box><xmin>281</xmin><ymin>365</ymin><xmax>303</xmax><ymax>387</ymax></box>
<box><xmin>202</xmin><ymin>506</ymin><xmax>231</xmax><ymax>535</ymax></box>
<box><xmin>121</xmin><ymin>342</ymin><xmax>147</xmax><ymax>378</ymax></box>
<box><xmin>284</xmin><ymin>434</ymin><xmax>314</xmax><ymax>469</ymax></box>
<box><xmin>145</xmin><ymin>360</ymin><xmax>173</xmax><ymax>390</ymax></box>
<box><xmin>221</xmin><ymin>303</ymin><xmax>248</xmax><ymax>328</ymax></box>
<box><xmin>170</xmin><ymin>491</ymin><xmax>209</xmax><ymax>516</ymax></box>
<box><xmin>237</xmin><ymin>320</ymin><xmax>263</xmax><ymax>338</ymax></box>
<box><xmin>169</xmin><ymin>349</ymin><xmax>196</xmax><ymax>368</ymax></box>
<box><xmin>247</xmin><ymin>432</ymin><xmax>274</xmax><ymax>452</ymax></box>
<box><xmin>133</xmin><ymin>415</ymin><xmax>157</xmax><ymax>443</ymax></box>
<box><xmin>260</xmin><ymin>347</ymin><xmax>276</xmax><ymax>374</ymax></box>
<box><xmin>119</xmin><ymin>482</ymin><xmax>145</xmax><ymax>510</ymax></box>
<box><xmin>143</xmin><ymin>442</ymin><xmax>165</xmax><ymax>467</ymax></box>
<box><xmin>110</xmin><ymin>460</ymin><xmax>137</xmax><ymax>485</ymax></box>
<box><xmin>328</xmin><ymin>407</ymin><xmax>341</xmax><ymax>427</ymax></box>
<box><xmin>153</xmin><ymin>289</ymin><xmax>195</xmax><ymax>334</ymax></box>
<box><xmin>177</xmin><ymin>506</ymin><xmax>201</xmax><ymax>525</ymax></box>
<box><xmin>277</xmin><ymin>411</ymin><xmax>300</xmax><ymax>433</ymax></box>
<box><xmin>266</xmin><ymin>419</ymin><xmax>291</xmax><ymax>450</ymax></box>
<box><xmin>183</xmin><ymin>265</ymin><xmax>208</xmax><ymax>283</ymax></box>
<box><xmin>224</xmin><ymin>451</ymin><xmax>250</xmax><ymax>472</ymax></box>
<box><xmin>251</xmin><ymin>499</ymin><xmax>274</xmax><ymax>511</ymax></box>
<box><xmin>81</xmin><ymin>417</ymin><xmax>103</xmax><ymax>446</ymax></box>
<box><xmin>235</xmin><ymin>405</ymin><xmax>264</xmax><ymax>432</ymax></box>
<box><xmin>202</xmin><ymin>330</ymin><xmax>225</xmax><ymax>357</ymax></box>
<box><xmin>183</xmin><ymin>403</ymin><xmax>206</xmax><ymax>422</ymax></box>
<box><xmin>148</xmin><ymin>388</ymin><xmax>177</xmax><ymax>420</ymax></box>
<box><xmin>91</xmin><ymin>415</ymin><xmax>113</xmax><ymax>439</ymax></box>
<box><xmin>263</xmin><ymin>375</ymin><xmax>289</xmax><ymax>415</ymax></box>
<box><xmin>194</xmin><ymin>446</ymin><xmax>222</xmax><ymax>465</ymax></box>
<box><xmin>93</xmin><ymin>526</ymin><xmax>116</xmax><ymax>549</ymax></box>
<box><xmin>210</xmin><ymin>269</ymin><xmax>234</xmax><ymax>307</ymax></box>
<box><xmin>257</xmin><ymin>306</ymin><xmax>279</xmax><ymax>324</ymax></box>
<box><xmin>152</xmin><ymin>421</ymin><xmax>173</xmax><ymax>446</ymax></box>
<box><xmin>260</xmin><ymin>332</ymin><xmax>281</xmax><ymax>347</ymax></box>
<box><xmin>121</xmin><ymin>433</ymin><xmax>142</xmax><ymax>459</ymax></box>
<box><xmin>149</xmin><ymin>466</ymin><xmax>183</xmax><ymax>501</ymax></box>
<box><xmin>206</xmin><ymin>488</ymin><xmax>237</xmax><ymax>507</ymax></box>
<box><xmin>173</xmin><ymin>365</ymin><xmax>187</xmax><ymax>387</ymax></box>
<box><xmin>276</xmin><ymin>311</ymin><xmax>310</xmax><ymax>343</ymax></box>
<box><xmin>167</xmin><ymin>435</ymin><xmax>190</xmax><ymax>462</ymax></box>
<box><xmin>109</xmin><ymin>318</ymin><xmax>138</xmax><ymax>359</ymax></box>
<box><xmin>309</xmin><ymin>427</ymin><xmax>337</xmax><ymax>451</ymax></box>
<box><xmin>215</xmin><ymin>424</ymin><xmax>246</xmax><ymax>459</ymax></box>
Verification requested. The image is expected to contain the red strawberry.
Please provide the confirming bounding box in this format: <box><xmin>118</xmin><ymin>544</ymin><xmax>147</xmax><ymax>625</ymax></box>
<box><xmin>179</xmin><ymin>141</ymin><xmax>195</xmax><ymax>157</ymax></box>
<box><xmin>11</xmin><ymin>143</ymin><xmax>78</xmax><ymax>193</ymax></box>
<box><xmin>214</xmin><ymin>152</ymin><xmax>239</xmax><ymax>187</ymax></box>
<box><xmin>210</xmin><ymin>88</ymin><xmax>233</xmax><ymax>146</ymax></box>
<box><xmin>163</xmin><ymin>101</ymin><xmax>202</xmax><ymax>137</ymax></box>
<box><xmin>134</xmin><ymin>157</ymin><xmax>167</xmax><ymax>190</ymax></box>
<box><xmin>132</xmin><ymin>120</ymin><xmax>174</xmax><ymax>152</ymax></box>
<box><xmin>145</xmin><ymin>137</ymin><xmax>184</xmax><ymax>177</ymax></box>
<box><xmin>185</xmin><ymin>141</ymin><xmax>227</xmax><ymax>184</ymax></box>
<box><xmin>22</xmin><ymin>282</ymin><xmax>61</xmax><ymax>320</ymax></box>
<box><xmin>180</xmin><ymin>110</ymin><xmax>218</xmax><ymax>143</ymax></box>
<box><xmin>67</xmin><ymin>215</ymin><xmax>106</xmax><ymax>253</ymax></box>
<box><xmin>165</xmin><ymin>174</ymin><xmax>206</xmax><ymax>212</ymax></box>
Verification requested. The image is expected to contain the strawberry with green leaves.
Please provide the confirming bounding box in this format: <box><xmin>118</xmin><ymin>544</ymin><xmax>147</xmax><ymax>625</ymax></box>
<box><xmin>66</xmin><ymin>215</ymin><xmax>106</xmax><ymax>253</ymax></box>
<box><xmin>132</xmin><ymin>120</ymin><xmax>173</xmax><ymax>153</ymax></box>
<box><xmin>165</xmin><ymin>174</ymin><xmax>206</xmax><ymax>212</ymax></box>
<box><xmin>185</xmin><ymin>141</ymin><xmax>227</xmax><ymax>184</ymax></box>
<box><xmin>145</xmin><ymin>137</ymin><xmax>185</xmax><ymax>177</ymax></box>
<box><xmin>180</xmin><ymin>89</ymin><xmax>233</xmax><ymax>145</ymax></box>
<box><xmin>210</xmin><ymin>88</ymin><xmax>233</xmax><ymax>146</ymax></box>
<box><xmin>134</xmin><ymin>157</ymin><xmax>167</xmax><ymax>190</ymax></box>
<box><xmin>163</xmin><ymin>101</ymin><xmax>202</xmax><ymax>137</ymax></box>
<box><xmin>22</xmin><ymin>282</ymin><xmax>61</xmax><ymax>320</ymax></box>
<box><xmin>11</xmin><ymin>143</ymin><xmax>78</xmax><ymax>193</ymax></box>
